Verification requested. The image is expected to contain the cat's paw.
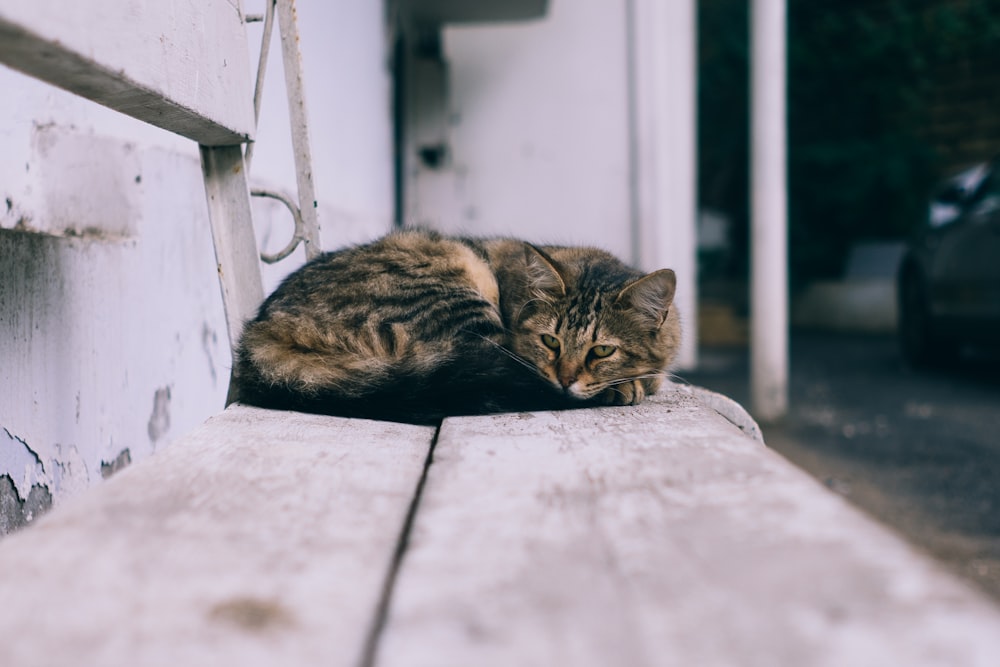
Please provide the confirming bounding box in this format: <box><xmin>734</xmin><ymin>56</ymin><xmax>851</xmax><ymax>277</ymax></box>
<box><xmin>599</xmin><ymin>380</ymin><xmax>646</xmax><ymax>406</ymax></box>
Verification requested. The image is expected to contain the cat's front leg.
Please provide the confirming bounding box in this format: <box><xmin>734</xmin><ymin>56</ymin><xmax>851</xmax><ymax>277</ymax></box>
<box><xmin>642</xmin><ymin>375</ymin><xmax>663</xmax><ymax>397</ymax></box>
<box><xmin>599</xmin><ymin>376</ymin><xmax>662</xmax><ymax>406</ymax></box>
<box><xmin>599</xmin><ymin>379</ymin><xmax>645</xmax><ymax>406</ymax></box>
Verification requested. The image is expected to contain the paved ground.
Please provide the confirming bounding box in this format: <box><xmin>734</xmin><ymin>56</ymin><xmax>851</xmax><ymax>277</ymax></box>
<box><xmin>682</xmin><ymin>333</ymin><xmax>1000</xmax><ymax>601</ymax></box>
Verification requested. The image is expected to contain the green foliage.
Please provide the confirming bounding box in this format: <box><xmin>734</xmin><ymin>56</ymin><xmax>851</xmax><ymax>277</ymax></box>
<box><xmin>698</xmin><ymin>0</ymin><xmax>1000</xmax><ymax>285</ymax></box>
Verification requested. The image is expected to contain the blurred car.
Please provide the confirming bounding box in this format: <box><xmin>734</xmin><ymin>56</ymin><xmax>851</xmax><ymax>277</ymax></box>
<box><xmin>898</xmin><ymin>157</ymin><xmax>1000</xmax><ymax>366</ymax></box>
<box><xmin>927</xmin><ymin>161</ymin><xmax>990</xmax><ymax>227</ymax></box>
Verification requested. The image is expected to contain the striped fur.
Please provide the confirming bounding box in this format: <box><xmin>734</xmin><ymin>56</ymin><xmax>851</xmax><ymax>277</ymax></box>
<box><xmin>234</xmin><ymin>228</ymin><xmax>681</xmax><ymax>423</ymax></box>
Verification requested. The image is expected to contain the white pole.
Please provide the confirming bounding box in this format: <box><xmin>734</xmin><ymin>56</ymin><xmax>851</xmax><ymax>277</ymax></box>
<box><xmin>750</xmin><ymin>0</ymin><xmax>788</xmax><ymax>421</ymax></box>
<box><xmin>629</xmin><ymin>0</ymin><xmax>698</xmax><ymax>370</ymax></box>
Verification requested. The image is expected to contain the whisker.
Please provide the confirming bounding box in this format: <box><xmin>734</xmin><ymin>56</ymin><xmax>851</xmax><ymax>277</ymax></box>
<box><xmin>598</xmin><ymin>372</ymin><xmax>666</xmax><ymax>388</ymax></box>
<box><xmin>460</xmin><ymin>329</ymin><xmax>545</xmax><ymax>378</ymax></box>
<box><xmin>608</xmin><ymin>386</ymin><xmax>629</xmax><ymax>400</ymax></box>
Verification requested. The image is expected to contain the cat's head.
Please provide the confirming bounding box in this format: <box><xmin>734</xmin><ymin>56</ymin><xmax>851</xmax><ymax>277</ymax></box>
<box><xmin>507</xmin><ymin>244</ymin><xmax>680</xmax><ymax>402</ymax></box>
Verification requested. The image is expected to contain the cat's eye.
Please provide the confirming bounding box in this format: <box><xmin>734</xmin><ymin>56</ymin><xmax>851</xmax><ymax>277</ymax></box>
<box><xmin>590</xmin><ymin>345</ymin><xmax>617</xmax><ymax>359</ymax></box>
<box><xmin>540</xmin><ymin>334</ymin><xmax>561</xmax><ymax>351</ymax></box>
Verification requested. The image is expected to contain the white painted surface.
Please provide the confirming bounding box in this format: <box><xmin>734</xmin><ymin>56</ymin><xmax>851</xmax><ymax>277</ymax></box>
<box><xmin>0</xmin><ymin>68</ymin><xmax>200</xmax><ymax>238</ymax></box>
<box><xmin>412</xmin><ymin>0</ymin><xmax>633</xmax><ymax>260</ymax></box>
<box><xmin>380</xmin><ymin>386</ymin><xmax>1000</xmax><ymax>666</ymax></box>
<box><xmin>0</xmin><ymin>1</ymin><xmax>395</xmax><ymax>512</ymax></box>
<box><xmin>629</xmin><ymin>0</ymin><xmax>698</xmax><ymax>368</ymax></box>
<box><xmin>0</xmin><ymin>0</ymin><xmax>254</xmax><ymax>145</ymax></box>
<box><xmin>750</xmin><ymin>0</ymin><xmax>789</xmax><ymax>421</ymax></box>
<box><xmin>0</xmin><ymin>405</ymin><xmax>435</xmax><ymax>667</ymax></box>
<box><xmin>0</xmin><ymin>141</ymin><xmax>230</xmax><ymax>502</ymax></box>
<box><xmin>199</xmin><ymin>145</ymin><xmax>265</xmax><ymax>357</ymax></box>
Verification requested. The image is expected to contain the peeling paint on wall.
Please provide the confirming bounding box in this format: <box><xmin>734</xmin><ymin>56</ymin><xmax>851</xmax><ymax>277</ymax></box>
<box><xmin>100</xmin><ymin>449</ymin><xmax>132</xmax><ymax>479</ymax></box>
<box><xmin>0</xmin><ymin>130</ymin><xmax>228</xmax><ymax>516</ymax></box>
<box><xmin>202</xmin><ymin>323</ymin><xmax>219</xmax><ymax>386</ymax></box>
<box><xmin>0</xmin><ymin>475</ymin><xmax>52</xmax><ymax>536</ymax></box>
<box><xmin>51</xmin><ymin>443</ymin><xmax>90</xmax><ymax>499</ymax></box>
<box><xmin>0</xmin><ymin>427</ymin><xmax>47</xmax><ymax>501</ymax></box>
<box><xmin>148</xmin><ymin>387</ymin><xmax>172</xmax><ymax>444</ymax></box>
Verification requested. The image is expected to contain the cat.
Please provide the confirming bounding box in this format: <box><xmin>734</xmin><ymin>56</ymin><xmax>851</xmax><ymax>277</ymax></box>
<box><xmin>234</xmin><ymin>228</ymin><xmax>681</xmax><ymax>424</ymax></box>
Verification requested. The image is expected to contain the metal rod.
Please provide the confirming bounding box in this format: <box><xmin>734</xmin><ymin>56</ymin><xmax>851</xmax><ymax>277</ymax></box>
<box><xmin>276</xmin><ymin>0</ymin><xmax>322</xmax><ymax>259</ymax></box>
<box><xmin>251</xmin><ymin>188</ymin><xmax>307</xmax><ymax>264</ymax></box>
<box><xmin>244</xmin><ymin>0</ymin><xmax>277</xmax><ymax>174</ymax></box>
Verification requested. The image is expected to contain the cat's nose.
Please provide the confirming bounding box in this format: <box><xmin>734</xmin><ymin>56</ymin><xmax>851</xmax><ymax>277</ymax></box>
<box><xmin>558</xmin><ymin>371</ymin><xmax>577</xmax><ymax>389</ymax></box>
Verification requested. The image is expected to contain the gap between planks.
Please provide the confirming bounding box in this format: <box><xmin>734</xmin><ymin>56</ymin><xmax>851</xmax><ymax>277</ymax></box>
<box><xmin>359</xmin><ymin>423</ymin><xmax>442</xmax><ymax>667</ymax></box>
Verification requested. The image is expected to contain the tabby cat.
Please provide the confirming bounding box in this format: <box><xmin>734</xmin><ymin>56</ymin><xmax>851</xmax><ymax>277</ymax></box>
<box><xmin>234</xmin><ymin>228</ymin><xmax>681</xmax><ymax>424</ymax></box>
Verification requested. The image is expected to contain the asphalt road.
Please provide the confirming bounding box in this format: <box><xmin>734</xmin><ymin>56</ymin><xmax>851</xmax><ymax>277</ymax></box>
<box><xmin>682</xmin><ymin>332</ymin><xmax>1000</xmax><ymax>601</ymax></box>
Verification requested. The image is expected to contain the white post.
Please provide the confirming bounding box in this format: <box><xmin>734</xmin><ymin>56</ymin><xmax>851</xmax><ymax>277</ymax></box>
<box><xmin>629</xmin><ymin>0</ymin><xmax>698</xmax><ymax>370</ymax></box>
<box><xmin>750</xmin><ymin>0</ymin><xmax>788</xmax><ymax>421</ymax></box>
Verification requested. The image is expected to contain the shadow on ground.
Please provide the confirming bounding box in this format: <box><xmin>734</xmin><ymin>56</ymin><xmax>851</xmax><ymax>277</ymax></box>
<box><xmin>682</xmin><ymin>333</ymin><xmax>1000</xmax><ymax>600</ymax></box>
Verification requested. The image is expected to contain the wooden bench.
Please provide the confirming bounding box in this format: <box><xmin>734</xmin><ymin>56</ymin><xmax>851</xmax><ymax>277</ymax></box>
<box><xmin>4</xmin><ymin>5</ymin><xmax>1000</xmax><ymax>664</ymax></box>
<box><xmin>3</xmin><ymin>384</ymin><xmax>1000</xmax><ymax>666</ymax></box>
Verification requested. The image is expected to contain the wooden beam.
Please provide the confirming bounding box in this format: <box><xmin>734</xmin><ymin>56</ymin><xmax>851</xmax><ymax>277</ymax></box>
<box><xmin>0</xmin><ymin>0</ymin><xmax>255</xmax><ymax>146</ymax></box>
<box><xmin>199</xmin><ymin>144</ymin><xmax>266</xmax><ymax>401</ymax></box>
<box><xmin>379</xmin><ymin>388</ymin><xmax>1000</xmax><ymax>665</ymax></box>
<box><xmin>0</xmin><ymin>405</ymin><xmax>435</xmax><ymax>667</ymax></box>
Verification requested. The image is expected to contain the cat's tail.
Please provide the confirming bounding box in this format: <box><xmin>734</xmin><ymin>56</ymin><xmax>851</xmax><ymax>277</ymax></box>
<box><xmin>234</xmin><ymin>312</ymin><xmax>421</xmax><ymax>399</ymax></box>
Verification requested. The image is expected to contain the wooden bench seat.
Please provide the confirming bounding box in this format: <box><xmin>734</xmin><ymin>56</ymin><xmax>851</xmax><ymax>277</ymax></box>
<box><xmin>0</xmin><ymin>407</ymin><xmax>434</xmax><ymax>667</ymax></box>
<box><xmin>2</xmin><ymin>385</ymin><xmax>1000</xmax><ymax>666</ymax></box>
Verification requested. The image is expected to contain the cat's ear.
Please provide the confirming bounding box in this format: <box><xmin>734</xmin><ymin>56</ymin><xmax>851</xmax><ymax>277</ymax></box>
<box><xmin>615</xmin><ymin>269</ymin><xmax>676</xmax><ymax>328</ymax></box>
<box><xmin>523</xmin><ymin>244</ymin><xmax>567</xmax><ymax>300</ymax></box>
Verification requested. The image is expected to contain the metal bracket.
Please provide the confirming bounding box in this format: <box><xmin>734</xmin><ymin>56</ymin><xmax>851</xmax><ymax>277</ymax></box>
<box><xmin>245</xmin><ymin>0</ymin><xmax>322</xmax><ymax>263</ymax></box>
<box><xmin>251</xmin><ymin>187</ymin><xmax>311</xmax><ymax>264</ymax></box>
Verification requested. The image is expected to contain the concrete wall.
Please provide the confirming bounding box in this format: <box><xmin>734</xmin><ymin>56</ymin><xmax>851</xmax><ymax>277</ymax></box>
<box><xmin>0</xmin><ymin>0</ymin><xmax>394</xmax><ymax>534</ymax></box>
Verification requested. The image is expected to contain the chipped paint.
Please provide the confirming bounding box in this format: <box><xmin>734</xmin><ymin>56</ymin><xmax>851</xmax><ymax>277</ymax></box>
<box><xmin>0</xmin><ymin>128</ymin><xmax>228</xmax><ymax>514</ymax></box>
<box><xmin>0</xmin><ymin>474</ymin><xmax>52</xmax><ymax>535</ymax></box>
<box><xmin>148</xmin><ymin>387</ymin><xmax>172</xmax><ymax>444</ymax></box>
<box><xmin>0</xmin><ymin>429</ymin><xmax>54</xmax><ymax>536</ymax></box>
<box><xmin>100</xmin><ymin>449</ymin><xmax>132</xmax><ymax>479</ymax></box>
<box><xmin>0</xmin><ymin>427</ymin><xmax>47</xmax><ymax>501</ymax></box>
<box><xmin>202</xmin><ymin>322</ymin><xmax>219</xmax><ymax>385</ymax></box>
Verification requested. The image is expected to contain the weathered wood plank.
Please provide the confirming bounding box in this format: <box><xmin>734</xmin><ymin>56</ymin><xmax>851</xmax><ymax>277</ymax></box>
<box><xmin>199</xmin><ymin>144</ymin><xmax>265</xmax><ymax>398</ymax></box>
<box><xmin>0</xmin><ymin>405</ymin><xmax>434</xmax><ymax>667</ymax></box>
<box><xmin>0</xmin><ymin>0</ymin><xmax>254</xmax><ymax>145</ymax></box>
<box><xmin>379</xmin><ymin>385</ymin><xmax>1000</xmax><ymax>666</ymax></box>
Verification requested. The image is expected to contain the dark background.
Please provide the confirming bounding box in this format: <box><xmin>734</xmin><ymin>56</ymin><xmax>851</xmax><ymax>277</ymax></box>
<box><xmin>699</xmin><ymin>0</ymin><xmax>1000</xmax><ymax>288</ymax></box>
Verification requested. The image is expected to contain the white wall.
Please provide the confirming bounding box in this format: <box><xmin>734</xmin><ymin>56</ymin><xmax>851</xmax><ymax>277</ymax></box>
<box><xmin>407</xmin><ymin>0</ymin><xmax>634</xmax><ymax>260</ymax></box>
<box><xmin>0</xmin><ymin>0</ymin><xmax>394</xmax><ymax>523</ymax></box>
